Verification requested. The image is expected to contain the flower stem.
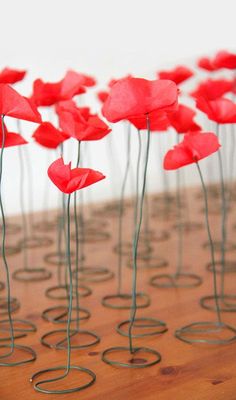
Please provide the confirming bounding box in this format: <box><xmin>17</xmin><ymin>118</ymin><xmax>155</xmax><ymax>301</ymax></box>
<box><xmin>0</xmin><ymin>115</ymin><xmax>14</xmax><ymax>353</ymax></box>
<box><xmin>175</xmin><ymin>134</ymin><xmax>183</xmax><ymax>277</ymax></box>
<box><xmin>74</xmin><ymin>141</ymin><xmax>81</xmax><ymax>331</ymax></box>
<box><xmin>18</xmin><ymin>146</ymin><xmax>29</xmax><ymax>272</ymax></box>
<box><xmin>65</xmin><ymin>193</ymin><xmax>72</xmax><ymax>375</ymax></box>
<box><xmin>117</xmin><ymin>126</ymin><xmax>131</xmax><ymax>294</ymax></box>
<box><xmin>128</xmin><ymin>116</ymin><xmax>151</xmax><ymax>354</ymax></box>
<box><xmin>216</xmin><ymin>124</ymin><xmax>226</xmax><ymax>299</ymax></box>
<box><xmin>133</xmin><ymin>130</ymin><xmax>142</xmax><ymax>230</ymax></box>
<box><xmin>196</xmin><ymin>161</ymin><xmax>222</xmax><ymax>325</ymax></box>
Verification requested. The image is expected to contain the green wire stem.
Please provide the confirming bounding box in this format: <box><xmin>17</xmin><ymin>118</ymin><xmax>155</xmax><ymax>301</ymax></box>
<box><xmin>216</xmin><ymin>124</ymin><xmax>227</xmax><ymax>299</ymax></box>
<box><xmin>175</xmin><ymin>134</ymin><xmax>183</xmax><ymax>277</ymax></box>
<box><xmin>0</xmin><ymin>115</ymin><xmax>14</xmax><ymax>356</ymax></box>
<box><xmin>128</xmin><ymin>116</ymin><xmax>151</xmax><ymax>354</ymax></box>
<box><xmin>117</xmin><ymin>129</ymin><xmax>131</xmax><ymax>294</ymax></box>
<box><xmin>74</xmin><ymin>140</ymin><xmax>81</xmax><ymax>332</ymax></box>
<box><xmin>196</xmin><ymin>161</ymin><xmax>222</xmax><ymax>325</ymax></box>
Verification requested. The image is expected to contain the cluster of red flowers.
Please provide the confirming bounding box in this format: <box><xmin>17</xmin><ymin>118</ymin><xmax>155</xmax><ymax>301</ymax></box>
<box><xmin>1</xmin><ymin>48</ymin><xmax>236</xmax><ymax>194</ymax></box>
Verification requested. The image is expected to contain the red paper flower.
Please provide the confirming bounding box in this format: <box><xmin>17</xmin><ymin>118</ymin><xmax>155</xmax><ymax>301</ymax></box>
<box><xmin>0</xmin><ymin>84</ymin><xmax>41</xmax><ymax>123</ymax></box>
<box><xmin>197</xmin><ymin>57</ymin><xmax>217</xmax><ymax>72</ymax></box>
<box><xmin>0</xmin><ymin>68</ymin><xmax>26</xmax><ymax>84</ymax></box>
<box><xmin>32</xmin><ymin>73</ymin><xmax>86</xmax><ymax>107</ymax></box>
<box><xmin>48</xmin><ymin>157</ymin><xmax>105</xmax><ymax>194</ymax></box>
<box><xmin>213</xmin><ymin>50</ymin><xmax>236</xmax><ymax>70</ymax></box>
<box><xmin>191</xmin><ymin>78</ymin><xmax>233</xmax><ymax>100</ymax></box>
<box><xmin>0</xmin><ymin>123</ymin><xmax>27</xmax><ymax>148</ymax></box>
<box><xmin>196</xmin><ymin>97</ymin><xmax>236</xmax><ymax>124</ymax></box>
<box><xmin>57</xmin><ymin>100</ymin><xmax>111</xmax><ymax>141</ymax></box>
<box><xmin>102</xmin><ymin>77</ymin><xmax>178</xmax><ymax>123</ymax></box>
<box><xmin>64</xmin><ymin>70</ymin><xmax>96</xmax><ymax>87</ymax></box>
<box><xmin>157</xmin><ymin>66</ymin><xmax>193</xmax><ymax>85</ymax></box>
<box><xmin>56</xmin><ymin>101</ymin><xmax>91</xmax><ymax>119</ymax></box>
<box><xmin>32</xmin><ymin>122</ymin><xmax>69</xmax><ymax>149</ymax></box>
<box><xmin>60</xmin><ymin>71</ymin><xmax>87</xmax><ymax>98</ymax></box>
<box><xmin>97</xmin><ymin>90</ymin><xmax>109</xmax><ymax>104</ymax></box>
<box><xmin>128</xmin><ymin>110</ymin><xmax>170</xmax><ymax>132</ymax></box>
<box><xmin>108</xmin><ymin>75</ymin><xmax>132</xmax><ymax>88</ymax></box>
<box><xmin>167</xmin><ymin>104</ymin><xmax>201</xmax><ymax>134</ymax></box>
<box><xmin>164</xmin><ymin>131</ymin><xmax>220</xmax><ymax>170</ymax></box>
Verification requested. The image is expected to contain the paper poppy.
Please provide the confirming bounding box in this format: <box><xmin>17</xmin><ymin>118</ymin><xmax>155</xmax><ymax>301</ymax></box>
<box><xmin>0</xmin><ymin>68</ymin><xmax>26</xmax><ymax>84</ymax></box>
<box><xmin>48</xmin><ymin>157</ymin><xmax>105</xmax><ymax>194</ymax></box>
<box><xmin>57</xmin><ymin>100</ymin><xmax>111</xmax><ymax>141</ymax></box>
<box><xmin>64</xmin><ymin>70</ymin><xmax>96</xmax><ymax>87</ymax></box>
<box><xmin>97</xmin><ymin>90</ymin><xmax>109</xmax><ymax>104</ymax></box>
<box><xmin>102</xmin><ymin>77</ymin><xmax>178</xmax><ymax>123</ymax></box>
<box><xmin>128</xmin><ymin>110</ymin><xmax>170</xmax><ymax>132</ymax></box>
<box><xmin>0</xmin><ymin>123</ymin><xmax>27</xmax><ymax>148</ymax></box>
<box><xmin>197</xmin><ymin>56</ymin><xmax>217</xmax><ymax>72</ymax></box>
<box><xmin>60</xmin><ymin>71</ymin><xmax>87</xmax><ymax>98</ymax></box>
<box><xmin>196</xmin><ymin>96</ymin><xmax>236</xmax><ymax>124</ymax></box>
<box><xmin>31</xmin><ymin>74</ymin><xmax>86</xmax><ymax>107</ymax></box>
<box><xmin>191</xmin><ymin>78</ymin><xmax>233</xmax><ymax>100</ymax></box>
<box><xmin>108</xmin><ymin>75</ymin><xmax>132</xmax><ymax>88</ymax></box>
<box><xmin>0</xmin><ymin>84</ymin><xmax>41</xmax><ymax>123</ymax></box>
<box><xmin>32</xmin><ymin>122</ymin><xmax>69</xmax><ymax>149</ymax></box>
<box><xmin>213</xmin><ymin>50</ymin><xmax>236</xmax><ymax>70</ymax></box>
<box><xmin>167</xmin><ymin>104</ymin><xmax>201</xmax><ymax>134</ymax></box>
<box><xmin>164</xmin><ymin>131</ymin><xmax>220</xmax><ymax>170</ymax></box>
<box><xmin>56</xmin><ymin>100</ymin><xmax>92</xmax><ymax>119</ymax></box>
<box><xmin>157</xmin><ymin>65</ymin><xmax>193</xmax><ymax>85</ymax></box>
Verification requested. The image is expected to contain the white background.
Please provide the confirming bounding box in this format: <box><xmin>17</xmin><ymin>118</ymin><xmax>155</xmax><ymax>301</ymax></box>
<box><xmin>0</xmin><ymin>0</ymin><xmax>235</xmax><ymax>215</ymax></box>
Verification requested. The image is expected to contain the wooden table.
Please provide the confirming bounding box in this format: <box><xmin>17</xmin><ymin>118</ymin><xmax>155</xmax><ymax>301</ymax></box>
<box><xmin>0</xmin><ymin>187</ymin><xmax>236</xmax><ymax>400</ymax></box>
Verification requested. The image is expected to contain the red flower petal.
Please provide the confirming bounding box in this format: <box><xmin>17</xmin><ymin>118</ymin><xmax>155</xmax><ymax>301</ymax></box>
<box><xmin>32</xmin><ymin>73</ymin><xmax>87</xmax><ymax>107</ymax></box>
<box><xmin>57</xmin><ymin>101</ymin><xmax>111</xmax><ymax>140</ymax></box>
<box><xmin>196</xmin><ymin>97</ymin><xmax>236</xmax><ymax>124</ymax></box>
<box><xmin>48</xmin><ymin>157</ymin><xmax>105</xmax><ymax>194</ymax></box>
<box><xmin>0</xmin><ymin>122</ymin><xmax>27</xmax><ymax>148</ymax></box>
<box><xmin>97</xmin><ymin>90</ymin><xmax>109</xmax><ymax>104</ymax></box>
<box><xmin>128</xmin><ymin>110</ymin><xmax>170</xmax><ymax>131</ymax></box>
<box><xmin>32</xmin><ymin>79</ymin><xmax>62</xmax><ymax>107</ymax></box>
<box><xmin>167</xmin><ymin>104</ymin><xmax>201</xmax><ymax>133</ymax></box>
<box><xmin>32</xmin><ymin>122</ymin><xmax>68</xmax><ymax>148</ymax></box>
<box><xmin>164</xmin><ymin>132</ymin><xmax>220</xmax><ymax>170</ymax></box>
<box><xmin>60</xmin><ymin>71</ymin><xmax>87</xmax><ymax>98</ymax></box>
<box><xmin>102</xmin><ymin>77</ymin><xmax>178</xmax><ymax>123</ymax></box>
<box><xmin>157</xmin><ymin>66</ymin><xmax>193</xmax><ymax>85</ymax></box>
<box><xmin>191</xmin><ymin>78</ymin><xmax>233</xmax><ymax>100</ymax></box>
<box><xmin>0</xmin><ymin>84</ymin><xmax>41</xmax><ymax>123</ymax></box>
<box><xmin>213</xmin><ymin>50</ymin><xmax>236</xmax><ymax>70</ymax></box>
<box><xmin>0</xmin><ymin>68</ymin><xmax>26</xmax><ymax>84</ymax></box>
<box><xmin>63</xmin><ymin>70</ymin><xmax>96</xmax><ymax>87</ymax></box>
<box><xmin>197</xmin><ymin>57</ymin><xmax>217</xmax><ymax>72</ymax></box>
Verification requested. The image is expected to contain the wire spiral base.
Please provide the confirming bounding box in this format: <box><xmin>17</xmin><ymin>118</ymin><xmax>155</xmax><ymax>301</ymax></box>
<box><xmin>19</xmin><ymin>236</ymin><xmax>53</xmax><ymax>249</ymax></box>
<box><xmin>45</xmin><ymin>284</ymin><xmax>92</xmax><ymax>300</ymax></box>
<box><xmin>0</xmin><ymin>297</ymin><xmax>20</xmax><ymax>316</ymax></box>
<box><xmin>40</xmin><ymin>329</ymin><xmax>100</xmax><ymax>350</ymax></box>
<box><xmin>175</xmin><ymin>321</ymin><xmax>236</xmax><ymax>344</ymax></box>
<box><xmin>75</xmin><ymin>266</ymin><xmax>114</xmax><ymax>283</ymax></box>
<box><xmin>200</xmin><ymin>295</ymin><xmax>236</xmax><ymax>312</ymax></box>
<box><xmin>30</xmin><ymin>365</ymin><xmax>96</xmax><ymax>394</ymax></box>
<box><xmin>12</xmin><ymin>268</ymin><xmax>52</xmax><ymax>282</ymax></box>
<box><xmin>0</xmin><ymin>344</ymin><xmax>36</xmax><ymax>366</ymax></box>
<box><xmin>101</xmin><ymin>292</ymin><xmax>151</xmax><ymax>309</ymax></box>
<box><xmin>127</xmin><ymin>256</ymin><xmax>168</xmax><ymax>270</ymax></box>
<box><xmin>42</xmin><ymin>305</ymin><xmax>91</xmax><ymax>324</ymax></box>
<box><xmin>150</xmin><ymin>272</ymin><xmax>203</xmax><ymax>288</ymax></box>
<box><xmin>0</xmin><ymin>318</ymin><xmax>37</xmax><ymax>341</ymax></box>
<box><xmin>116</xmin><ymin>317</ymin><xmax>167</xmax><ymax>338</ymax></box>
<box><xmin>102</xmin><ymin>346</ymin><xmax>161</xmax><ymax>368</ymax></box>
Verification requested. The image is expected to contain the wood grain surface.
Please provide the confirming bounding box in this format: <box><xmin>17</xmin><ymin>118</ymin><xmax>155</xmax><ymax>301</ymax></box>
<box><xmin>0</xmin><ymin>187</ymin><xmax>236</xmax><ymax>400</ymax></box>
